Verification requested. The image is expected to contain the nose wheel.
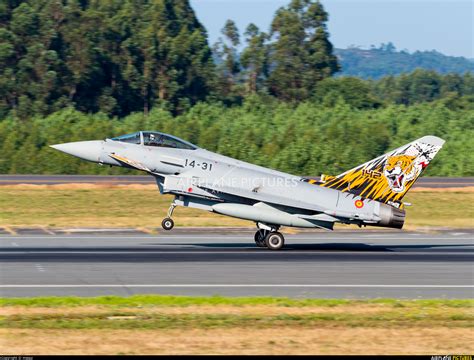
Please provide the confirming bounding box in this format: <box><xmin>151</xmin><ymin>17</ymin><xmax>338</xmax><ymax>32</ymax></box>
<box><xmin>161</xmin><ymin>218</ymin><xmax>174</xmax><ymax>231</ymax></box>
<box><xmin>162</xmin><ymin>203</ymin><xmax>176</xmax><ymax>231</ymax></box>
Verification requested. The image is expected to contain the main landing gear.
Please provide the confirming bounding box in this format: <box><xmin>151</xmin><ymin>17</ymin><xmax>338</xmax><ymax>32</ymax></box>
<box><xmin>162</xmin><ymin>203</ymin><xmax>176</xmax><ymax>231</ymax></box>
<box><xmin>254</xmin><ymin>224</ymin><xmax>285</xmax><ymax>250</ymax></box>
<box><xmin>254</xmin><ymin>229</ymin><xmax>268</xmax><ymax>248</ymax></box>
<box><xmin>265</xmin><ymin>232</ymin><xmax>285</xmax><ymax>250</ymax></box>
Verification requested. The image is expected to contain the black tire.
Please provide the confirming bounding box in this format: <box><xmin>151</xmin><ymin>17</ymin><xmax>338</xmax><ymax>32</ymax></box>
<box><xmin>162</xmin><ymin>218</ymin><xmax>174</xmax><ymax>231</ymax></box>
<box><xmin>265</xmin><ymin>232</ymin><xmax>285</xmax><ymax>250</ymax></box>
<box><xmin>254</xmin><ymin>229</ymin><xmax>267</xmax><ymax>247</ymax></box>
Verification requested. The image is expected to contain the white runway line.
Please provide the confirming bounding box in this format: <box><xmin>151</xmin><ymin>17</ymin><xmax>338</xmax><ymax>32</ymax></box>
<box><xmin>0</xmin><ymin>284</ymin><xmax>472</xmax><ymax>288</ymax></box>
<box><xmin>0</xmin><ymin>250</ymin><xmax>471</xmax><ymax>255</ymax></box>
<box><xmin>0</xmin><ymin>233</ymin><xmax>474</xmax><ymax>241</ymax></box>
<box><xmin>1</xmin><ymin>237</ymin><xmax>473</xmax><ymax>242</ymax></box>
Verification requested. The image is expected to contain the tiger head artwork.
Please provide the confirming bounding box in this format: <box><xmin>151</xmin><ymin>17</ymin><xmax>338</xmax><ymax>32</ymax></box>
<box><xmin>383</xmin><ymin>155</ymin><xmax>421</xmax><ymax>193</ymax></box>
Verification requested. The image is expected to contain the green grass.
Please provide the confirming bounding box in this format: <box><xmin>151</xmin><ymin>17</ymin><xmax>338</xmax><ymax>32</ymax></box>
<box><xmin>0</xmin><ymin>187</ymin><xmax>248</xmax><ymax>228</ymax></box>
<box><xmin>3</xmin><ymin>312</ymin><xmax>472</xmax><ymax>330</ymax></box>
<box><xmin>403</xmin><ymin>191</ymin><xmax>474</xmax><ymax>228</ymax></box>
<box><xmin>2</xmin><ymin>296</ymin><xmax>472</xmax><ymax>330</ymax></box>
<box><xmin>1</xmin><ymin>294</ymin><xmax>472</xmax><ymax>308</ymax></box>
<box><xmin>0</xmin><ymin>187</ymin><xmax>473</xmax><ymax>228</ymax></box>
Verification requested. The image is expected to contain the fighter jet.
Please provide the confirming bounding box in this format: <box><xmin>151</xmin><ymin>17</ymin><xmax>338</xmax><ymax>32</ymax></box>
<box><xmin>51</xmin><ymin>132</ymin><xmax>444</xmax><ymax>250</ymax></box>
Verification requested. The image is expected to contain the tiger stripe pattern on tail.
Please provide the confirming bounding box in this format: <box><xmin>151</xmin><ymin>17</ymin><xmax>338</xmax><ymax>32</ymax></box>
<box><xmin>315</xmin><ymin>136</ymin><xmax>445</xmax><ymax>206</ymax></box>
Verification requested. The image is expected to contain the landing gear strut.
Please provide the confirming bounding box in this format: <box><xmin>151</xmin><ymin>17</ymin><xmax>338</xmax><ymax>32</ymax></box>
<box><xmin>162</xmin><ymin>203</ymin><xmax>176</xmax><ymax>231</ymax></box>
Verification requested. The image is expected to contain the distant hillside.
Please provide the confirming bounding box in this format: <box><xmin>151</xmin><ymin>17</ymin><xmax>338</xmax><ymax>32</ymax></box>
<box><xmin>335</xmin><ymin>43</ymin><xmax>474</xmax><ymax>79</ymax></box>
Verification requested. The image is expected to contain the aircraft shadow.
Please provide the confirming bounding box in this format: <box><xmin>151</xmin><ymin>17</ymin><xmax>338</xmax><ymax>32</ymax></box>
<box><xmin>154</xmin><ymin>242</ymin><xmax>474</xmax><ymax>252</ymax></box>
<box><xmin>2</xmin><ymin>244</ymin><xmax>472</xmax><ymax>263</ymax></box>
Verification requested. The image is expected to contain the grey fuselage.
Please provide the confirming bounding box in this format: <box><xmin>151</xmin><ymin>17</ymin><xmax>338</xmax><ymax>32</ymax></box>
<box><xmin>80</xmin><ymin>137</ymin><xmax>402</xmax><ymax>230</ymax></box>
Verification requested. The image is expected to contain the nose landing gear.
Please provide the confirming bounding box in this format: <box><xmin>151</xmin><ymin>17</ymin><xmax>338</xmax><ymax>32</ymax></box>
<box><xmin>162</xmin><ymin>203</ymin><xmax>176</xmax><ymax>231</ymax></box>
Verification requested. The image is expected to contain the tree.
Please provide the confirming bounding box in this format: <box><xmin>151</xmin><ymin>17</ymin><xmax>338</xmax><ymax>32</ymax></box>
<box><xmin>314</xmin><ymin>77</ymin><xmax>381</xmax><ymax>109</ymax></box>
<box><xmin>267</xmin><ymin>4</ymin><xmax>308</xmax><ymax>101</ymax></box>
<box><xmin>267</xmin><ymin>0</ymin><xmax>339</xmax><ymax>101</ymax></box>
<box><xmin>304</xmin><ymin>1</ymin><xmax>339</xmax><ymax>87</ymax></box>
<box><xmin>213</xmin><ymin>19</ymin><xmax>241</xmax><ymax>97</ymax></box>
<box><xmin>222</xmin><ymin>19</ymin><xmax>241</xmax><ymax>79</ymax></box>
<box><xmin>240</xmin><ymin>24</ymin><xmax>269</xmax><ymax>94</ymax></box>
<box><xmin>0</xmin><ymin>0</ymin><xmax>216</xmax><ymax>118</ymax></box>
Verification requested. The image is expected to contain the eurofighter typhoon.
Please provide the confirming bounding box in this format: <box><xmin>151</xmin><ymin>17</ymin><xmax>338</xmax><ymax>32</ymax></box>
<box><xmin>51</xmin><ymin>132</ymin><xmax>444</xmax><ymax>250</ymax></box>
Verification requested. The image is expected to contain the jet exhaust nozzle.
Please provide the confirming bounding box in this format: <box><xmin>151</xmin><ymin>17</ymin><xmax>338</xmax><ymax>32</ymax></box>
<box><xmin>375</xmin><ymin>202</ymin><xmax>405</xmax><ymax>229</ymax></box>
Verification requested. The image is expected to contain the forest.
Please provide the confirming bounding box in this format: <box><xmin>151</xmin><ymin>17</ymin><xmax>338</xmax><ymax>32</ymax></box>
<box><xmin>0</xmin><ymin>0</ymin><xmax>473</xmax><ymax>176</ymax></box>
<box><xmin>336</xmin><ymin>44</ymin><xmax>474</xmax><ymax>79</ymax></box>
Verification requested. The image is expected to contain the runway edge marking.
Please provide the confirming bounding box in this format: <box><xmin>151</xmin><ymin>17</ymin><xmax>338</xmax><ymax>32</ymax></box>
<box><xmin>1</xmin><ymin>284</ymin><xmax>473</xmax><ymax>288</ymax></box>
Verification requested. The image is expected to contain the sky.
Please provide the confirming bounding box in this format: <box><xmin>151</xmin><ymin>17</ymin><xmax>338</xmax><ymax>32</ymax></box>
<box><xmin>190</xmin><ymin>0</ymin><xmax>474</xmax><ymax>58</ymax></box>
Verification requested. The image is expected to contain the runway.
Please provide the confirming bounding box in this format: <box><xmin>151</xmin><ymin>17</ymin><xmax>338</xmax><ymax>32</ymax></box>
<box><xmin>0</xmin><ymin>231</ymin><xmax>473</xmax><ymax>299</ymax></box>
<box><xmin>0</xmin><ymin>175</ymin><xmax>472</xmax><ymax>188</ymax></box>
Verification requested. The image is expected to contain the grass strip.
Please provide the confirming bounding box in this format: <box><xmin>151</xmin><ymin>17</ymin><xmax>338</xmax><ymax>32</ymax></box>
<box><xmin>0</xmin><ymin>187</ymin><xmax>473</xmax><ymax>228</ymax></box>
<box><xmin>1</xmin><ymin>295</ymin><xmax>473</xmax><ymax>308</ymax></box>
<box><xmin>2</xmin><ymin>310</ymin><xmax>472</xmax><ymax>330</ymax></box>
<box><xmin>2</xmin><ymin>296</ymin><xmax>472</xmax><ymax>330</ymax></box>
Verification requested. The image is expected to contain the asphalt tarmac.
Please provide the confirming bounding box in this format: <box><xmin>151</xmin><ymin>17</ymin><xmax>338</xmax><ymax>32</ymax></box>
<box><xmin>0</xmin><ymin>175</ymin><xmax>472</xmax><ymax>188</ymax></box>
<box><xmin>0</xmin><ymin>230</ymin><xmax>472</xmax><ymax>299</ymax></box>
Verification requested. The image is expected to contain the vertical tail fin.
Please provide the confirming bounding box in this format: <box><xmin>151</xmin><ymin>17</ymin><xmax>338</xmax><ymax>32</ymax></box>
<box><xmin>319</xmin><ymin>136</ymin><xmax>445</xmax><ymax>206</ymax></box>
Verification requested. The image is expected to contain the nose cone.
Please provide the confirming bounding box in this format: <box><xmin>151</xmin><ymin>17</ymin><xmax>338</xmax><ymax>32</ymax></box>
<box><xmin>50</xmin><ymin>140</ymin><xmax>103</xmax><ymax>163</ymax></box>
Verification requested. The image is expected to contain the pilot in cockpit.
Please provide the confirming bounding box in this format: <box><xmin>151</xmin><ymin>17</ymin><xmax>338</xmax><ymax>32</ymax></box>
<box><xmin>148</xmin><ymin>133</ymin><xmax>161</xmax><ymax>146</ymax></box>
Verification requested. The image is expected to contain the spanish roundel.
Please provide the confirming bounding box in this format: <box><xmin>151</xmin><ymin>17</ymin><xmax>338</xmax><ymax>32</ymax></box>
<box><xmin>354</xmin><ymin>199</ymin><xmax>364</xmax><ymax>208</ymax></box>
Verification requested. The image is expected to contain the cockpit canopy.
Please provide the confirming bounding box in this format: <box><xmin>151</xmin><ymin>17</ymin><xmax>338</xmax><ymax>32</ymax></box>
<box><xmin>111</xmin><ymin>132</ymin><xmax>141</xmax><ymax>145</ymax></box>
<box><xmin>111</xmin><ymin>131</ymin><xmax>197</xmax><ymax>150</ymax></box>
